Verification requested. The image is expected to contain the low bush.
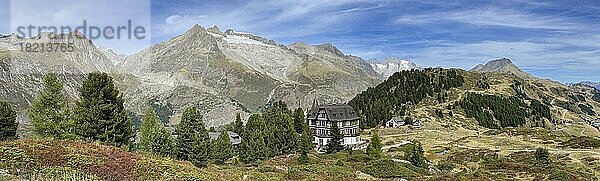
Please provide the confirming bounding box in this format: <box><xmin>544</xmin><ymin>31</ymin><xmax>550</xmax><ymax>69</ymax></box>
<box><xmin>362</xmin><ymin>159</ymin><xmax>417</xmax><ymax>178</ymax></box>
<box><xmin>561</xmin><ymin>137</ymin><xmax>600</xmax><ymax>149</ymax></box>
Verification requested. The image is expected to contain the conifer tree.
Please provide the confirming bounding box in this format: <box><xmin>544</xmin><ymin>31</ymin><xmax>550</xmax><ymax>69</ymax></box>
<box><xmin>298</xmin><ymin>125</ymin><xmax>313</xmax><ymax>164</ymax></box>
<box><xmin>299</xmin><ymin>125</ymin><xmax>314</xmax><ymax>152</ymax></box>
<box><xmin>0</xmin><ymin>101</ymin><xmax>18</xmax><ymax>141</ymax></box>
<box><xmin>264</xmin><ymin>101</ymin><xmax>297</xmax><ymax>156</ymax></box>
<box><xmin>367</xmin><ymin>131</ymin><xmax>382</xmax><ymax>159</ymax></box>
<box><xmin>29</xmin><ymin>73</ymin><xmax>71</xmax><ymax>138</ymax></box>
<box><xmin>292</xmin><ymin>108</ymin><xmax>305</xmax><ymax>134</ymax></box>
<box><xmin>240</xmin><ymin>129</ymin><xmax>267</xmax><ymax>164</ymax></box>
<box><xmin>408</xmin><ymin>141</ymin><xmax>426</xmax><ymax>167</ymax></box>
<box><xmin>175</xmin><ymin>107</ymin><xmax>209</xmax><ymax>167</ymax></box>
<box><xmin>325</xmin><ymin>122</ymin><xmax>344</xmax><ymax>154</ymax></box>
<box><xmin>535</xmin><ymin>147</ymin><xmax>550</xmax><ymax>165</ymax></box>
<box><xmin>240</xmin><ymin>114</ymin><xmax>267</xmax><ymax>164</ymax></box>
<box><xmin>233</xmin><ymin>113</ymin><xmax>244</xmax><ymax>136</ymax></box>
<box><xmin>72</xmin><ymin>72</ymin><xmax>133</xmax><ymax>148</ymax></box>
<box><xmin>211</xmin><ymin>129</ymin><xmax>234</xmax><ymax>164</ymax></box>
<box><xmin>138</xmin><ymin>107</ymin><xmax>174</xmax><ymax>157</ymax></box>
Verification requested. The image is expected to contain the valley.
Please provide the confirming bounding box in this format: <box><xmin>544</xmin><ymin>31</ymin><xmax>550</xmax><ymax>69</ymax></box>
<box><xmin>1</xmin><ymin>26</ymin><xmax>600</xmax><ymax>180</ymax></box>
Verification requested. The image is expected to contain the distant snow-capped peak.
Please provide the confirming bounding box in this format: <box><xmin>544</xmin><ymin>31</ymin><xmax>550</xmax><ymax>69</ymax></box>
<box><xmin>369</xmin><ymin>58</ymin><xmax>421</xmax><ymax>79</ymax></box>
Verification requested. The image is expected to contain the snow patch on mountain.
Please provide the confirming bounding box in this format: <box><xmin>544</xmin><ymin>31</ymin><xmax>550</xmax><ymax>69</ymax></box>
<box><xmin>369</xmin><ymin>58</ymin><xmax>421</xmax><ymax>79</ymax></box>
<box><xmin>222</xmin><ymin>34</ymin><xmax>274</xmax><ymax>47</ymax></box>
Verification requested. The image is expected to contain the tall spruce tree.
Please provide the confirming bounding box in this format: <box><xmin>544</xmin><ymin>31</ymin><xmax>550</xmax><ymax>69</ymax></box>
<box><xmin>292</xmin><ymin>108</ymin><xmax>305</xmax><ymax>134</ymax></box>
<box><xmin>367</xmin><ymin>131</ymin><xmax>382</xmax><ymax>159</ymax></box>
<box><xmin>264</xmin><ymin>101</ymin><xmax>298</xmax><ymax>156</ymax></box>
<box><xmin>0</xmin><ymin>101</ymin><xmax>18</xmax><ymax>141</ymax></box>
<box><xmin>211</xmin><ymin>129</ymin><xmax>234</xmax><ymax>164</ymax></box>
<box><xmin>72</xmin><ymin>72</ymin><xmax>133</xmax><ymax>148</ymax></box>
<box><xmin>175</xmin><ymin>107</ymin><xmax>209</xmax><ymax>167</ymax></box>
<box><xmin>408</xmin><ymin>141</ymin><xmax>426</xmax><ymax>167</ymax></box>
<box><xmin>29</xmin><ymin>73</ymin><xmax>71</xmax><ymax>138</ymax></box>
<box><xmin>240</xmin><ymin>114</ymin><xmax>267</xmax><ymax>164</ymax></box>
<box><xmin>233</xmin><ymin>113</ymin><xmax>244</xmax><ymax>136</ymax></box>
<box><xmin>325</xmin><ymin>121</ymin><xmax>344</xmax><ymax>154</ymax></box>
<box><xmin>299</xmin><ymin>123</ymin><xmax>314</xmax><ymax>152</ymax></box>
<box><xmin>138</xmin><ymin>107</ymin><xmax>174</xmax><ymax>157</ymax></box>
<box><xmin>298</xmin><ymin>124</ymin><xmax>313</xmax><ymax>164</ymax></box>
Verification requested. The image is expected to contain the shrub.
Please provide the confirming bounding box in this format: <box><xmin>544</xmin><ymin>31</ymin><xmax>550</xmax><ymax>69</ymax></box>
<box><xmin>362</xmin><ymin>160</ymin><xmax>418</xmax><ymax>178</ymax></box>
<box><xmin>561</xmin><ymin>137</ymin><xmax>600</xmax><ymax>149</ymax></box>
<box><xmin>436</xmin><ymin>160</ymin><xmax>454</xmax><ymax>174</ymax></box>
<box><xmin>535</xmin><ymin>147</ymin><xmax>550</xmax><ymax>165</ymax></box>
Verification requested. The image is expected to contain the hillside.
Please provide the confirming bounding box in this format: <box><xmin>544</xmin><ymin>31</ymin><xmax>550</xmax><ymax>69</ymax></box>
<box><xmin>349</xmin><ymin>58</ymin><xmax>600</xmax><ymax>179</ymax></box>
<box><xmin>0</xmin><ymin>139</ymin><xmax>420</xmax><ymax>180</ymax></box>
<box><xmin>351</xmin><ymin>58</ymin><xmax>600</xmax><ymax>130</ymax></box>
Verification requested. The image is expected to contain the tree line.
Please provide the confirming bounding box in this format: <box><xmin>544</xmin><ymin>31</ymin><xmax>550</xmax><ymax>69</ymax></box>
<box><xmin>349</xmin><ymin>68</ymin><xmax>464</xmax><ymax>129</ymax></box>
<box><xmin>0</xmin><ymin>72</ymin><xmax>320</xmax><ymax>167</ymax></box>
<box><xmin>458</xmin><ymin>92</ymin><xmax>552</xmax><ymax>129</ymax></box>
<box><xmin>0</xmin><ymin>72</ymin><xmax>395</xmax><ymax>167</ymax></box>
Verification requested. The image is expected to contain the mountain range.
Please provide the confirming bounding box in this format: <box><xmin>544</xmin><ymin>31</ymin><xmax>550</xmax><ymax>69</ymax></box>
<box><xmin>1</xmin><ymin>25</ymin><xmax>406</xmax><ymax>131</ymax></box>
<box><xmin>574</xmin><ymin>81</ymin><xmax>600</xmax><ymax>90</ymax></box>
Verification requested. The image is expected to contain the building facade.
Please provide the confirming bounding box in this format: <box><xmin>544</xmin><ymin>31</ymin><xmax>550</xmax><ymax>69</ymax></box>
<box><xmin>307</xmin><ymin>101</ymin><xmax>364</xmax><ymax>150</ymax></box>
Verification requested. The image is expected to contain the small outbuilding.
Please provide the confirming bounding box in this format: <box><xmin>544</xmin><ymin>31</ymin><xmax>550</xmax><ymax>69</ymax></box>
<box><xmin>386</xmin><ymin>117</ymin><xmax>405</xmax><ymax>128</ymax></box>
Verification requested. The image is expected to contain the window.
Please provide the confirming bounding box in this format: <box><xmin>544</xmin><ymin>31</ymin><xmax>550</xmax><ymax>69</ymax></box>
<box><xmin>318</xmin><ymin>111</ymin><xmax>327</xmax><ymax>118</ymax></box>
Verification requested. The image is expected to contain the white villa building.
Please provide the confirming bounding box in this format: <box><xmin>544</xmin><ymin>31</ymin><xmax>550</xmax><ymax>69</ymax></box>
<box><xmin>306</xmin><ymin>101</ymin><xmax>366</xmax><ymax>151</ymax></box>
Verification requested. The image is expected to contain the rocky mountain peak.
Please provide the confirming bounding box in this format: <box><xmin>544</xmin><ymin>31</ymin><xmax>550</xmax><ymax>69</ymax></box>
<box><xmin>470</xmin><ymin>58</ymin><xmax>533</xmax><ymax>79</ymax></box>
<box><xmin>207</xmin><ymin>25</ymin><xmax>223</xmax><ymax>35</ymax></box>
<box><xmin>471</xmin><ymin>58</ymin><xmax>519</xmax><ymax>72</ymax></box>
<box><xmin>184</xmin><ymin>24</ymin><xmax>208</xmax><ymax>35</ymax></box>
<box><xmin>315</xmin><ymin>43</ymin><xmax>344</xmax><ymax>57</ymax></box>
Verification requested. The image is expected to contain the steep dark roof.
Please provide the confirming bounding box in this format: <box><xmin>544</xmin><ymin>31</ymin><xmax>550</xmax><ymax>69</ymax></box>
<box><xmin>307</xmin><ymin>103</ymin><xmax>359</xmax><ymax>121</ymax></box>
<box><xmin>208</xmin><ymin>131</ymin><xmax>242</xmax><ymax>145</ymax></box>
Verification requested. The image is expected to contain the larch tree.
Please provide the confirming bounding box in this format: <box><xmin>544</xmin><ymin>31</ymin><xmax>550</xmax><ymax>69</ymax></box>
<box><xmin>292</xmin><ymin>108</ymin><xmax>305</xmax><ymax>134</ymax></box>
<box><xmin>233</xmin><ymin>113</ymin><xmax>244</xmax><ymax>136</ymax></box>
<box><xmin>29</xmin><ymin>73</ymin><xmax>71</xmax><ymax>138</ymax></box>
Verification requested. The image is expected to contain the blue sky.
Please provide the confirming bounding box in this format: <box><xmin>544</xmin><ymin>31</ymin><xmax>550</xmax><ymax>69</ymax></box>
<box><xmin>2</xmin><ymin>0</ymin><xmax>599</xmax><ymax>83</ymax></box>
<box><xmin>150</xmin><ymin>0</ymin><xmax>600</xmax><ymax>83</ymax></box>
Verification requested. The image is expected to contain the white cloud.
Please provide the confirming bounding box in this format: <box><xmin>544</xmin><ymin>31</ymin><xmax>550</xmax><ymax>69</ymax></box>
<box><xmin>396</xmin><ymin>8</ymin><xmax>583</xmax><ymax>30</ymax></box>
<box><xmin>153</xmin><ymin>0</ymin><xmax>389</xmax><ymax>40</ymax></box>
<box><xmin>411</xmin><ymin>39</ymin><xmax>600</xmax><ymax>81</ymax></box>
